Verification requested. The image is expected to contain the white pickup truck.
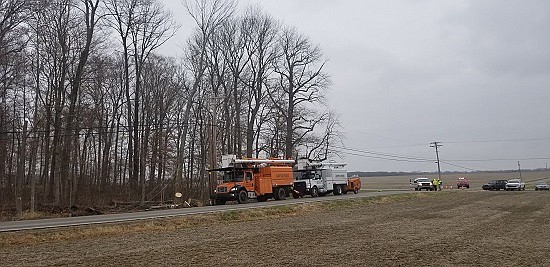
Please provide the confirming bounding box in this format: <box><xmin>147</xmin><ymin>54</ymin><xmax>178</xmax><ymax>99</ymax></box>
<box><xmin>505</xmin><ymin>179</ymin><xmax>525</xmax><ymax>191</ymax></box>
<box><xmin>410</xmin><ymin>177</ymin><xmax>433</xmax><ymax>191</ymax></box>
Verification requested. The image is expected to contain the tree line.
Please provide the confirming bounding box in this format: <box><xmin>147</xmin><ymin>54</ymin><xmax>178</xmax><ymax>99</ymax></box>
<box><xmin>0</xmin><ymin>0</ymin><xmax>341</xmax><ymax>218</ymax></box>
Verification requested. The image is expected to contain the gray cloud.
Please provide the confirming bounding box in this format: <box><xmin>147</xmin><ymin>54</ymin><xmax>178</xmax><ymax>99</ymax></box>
<box><xmin>163</xmin><ymin>0</ymin><xmax>550</xmax><ymax>171</ymax></box>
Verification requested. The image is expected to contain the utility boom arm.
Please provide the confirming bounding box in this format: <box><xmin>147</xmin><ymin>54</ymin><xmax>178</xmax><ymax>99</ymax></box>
<box><xmin>296</xmin><ymin>158</ymin><xmax>347</xmax><ymax>170</ymax></box>
<box><xmin>222</xmin><ymin>154</ymin><xmax>294</xmax><ymax>168</ymax></box>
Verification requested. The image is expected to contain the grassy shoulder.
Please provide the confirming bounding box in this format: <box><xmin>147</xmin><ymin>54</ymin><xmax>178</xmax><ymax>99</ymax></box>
<box><xmin>0</xmin><ymin>192</ymin><xmax>441</xmax><ymax>248</ymax></box>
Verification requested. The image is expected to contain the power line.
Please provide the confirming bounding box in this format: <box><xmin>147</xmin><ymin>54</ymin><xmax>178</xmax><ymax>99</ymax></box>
<box><xmin>442</xmin><ymin>137</ymin><xmax>550</xmax><ymax>144</ymax></box>
<box><xmin>440</xmin><ymin>161</ymin><xmax>480</xmax><ymax>172</ymax></box>
<box><xmin>443</xmin><ymin>157</ymin><xmax>550</xmax><ymax>162</ymax></box>
<box><xmin>337</xmin><ymin>150</ymin><xmax>432</xmax><ymax>163</ymax></box>
<box><xmin>333</xmin><ymin>145</ymin><xmax>433</xmax><ymax>162</ymax></box>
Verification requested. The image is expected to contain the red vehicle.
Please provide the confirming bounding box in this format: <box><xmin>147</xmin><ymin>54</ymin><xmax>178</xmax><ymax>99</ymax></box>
<box><xmin>457</xmin><ymin>177</ymin><xmax>470</xmax><ymax>188</ymax></box>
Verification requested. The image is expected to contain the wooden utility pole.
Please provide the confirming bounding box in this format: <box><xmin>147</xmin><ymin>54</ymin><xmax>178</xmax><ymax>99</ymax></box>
<box><xmin>209</xmin><ymin>97</ymin><xmax>223</xmax><ymax>201</ymax></box>
<box><xmin>430</xmin><ymin>142</ymin><xmax>442</xmax><ymax>181</ymax></box>
<box><xmin>16</xmin><ymin>119</ymin><xmax>28</xmax><ymax>218</ymax></box>
<box><xmin>518</xmin><ymin>161</ymin><xmax>522</xmax><ymax>180</ymax></box>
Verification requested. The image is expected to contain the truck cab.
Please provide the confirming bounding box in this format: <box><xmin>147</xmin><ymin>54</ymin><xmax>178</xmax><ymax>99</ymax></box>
<box><xmin>212</xmin><ymin>155</ymin><xmax>295</xmax><ymax>205</ymax></box>
<box><xmin>293</xmin><ymin>159</ymin><xmax>348</xmax><ymax>197</ymax></box>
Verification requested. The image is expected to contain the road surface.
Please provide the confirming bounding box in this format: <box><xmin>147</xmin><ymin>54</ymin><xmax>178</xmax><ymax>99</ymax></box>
<box><xmin>0</xmin><ymin>189</ymin><xmax>409</xmax><ymax>232</ymax></box>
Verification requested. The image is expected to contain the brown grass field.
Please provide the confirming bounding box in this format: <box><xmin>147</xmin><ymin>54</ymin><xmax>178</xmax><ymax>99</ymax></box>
<box><xmin>1</xmin><ymin>170</ymin><xmax>549</xmax><ymax>266</ymax></box>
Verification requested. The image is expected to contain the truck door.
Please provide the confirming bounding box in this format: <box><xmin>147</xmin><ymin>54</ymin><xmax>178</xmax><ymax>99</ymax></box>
<box><xmin>243</xmin><ymin>171</ymin><xmax>253</xmax><ymax>191</ymax></box>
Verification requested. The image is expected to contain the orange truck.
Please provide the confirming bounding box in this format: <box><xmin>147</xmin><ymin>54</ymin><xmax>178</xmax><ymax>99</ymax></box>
<box><xmin>211</xmin><ymin>155</ymin><xmax>295</xmax><ymax>205</ymax></box>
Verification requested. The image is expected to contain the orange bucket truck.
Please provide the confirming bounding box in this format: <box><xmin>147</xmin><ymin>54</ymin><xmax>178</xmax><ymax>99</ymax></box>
<box><xmin>211</xmin><ymin>155</ymin><xmax>295</xmax><ymax>205</ymax></box>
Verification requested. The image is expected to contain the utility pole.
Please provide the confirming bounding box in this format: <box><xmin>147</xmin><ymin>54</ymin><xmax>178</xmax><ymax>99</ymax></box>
<box><xmin>430</xmin><ymin>142</ymin><xmax>442</xmax><ymax>181</ymax></box>
<box><xmin>518</xmin><ymin>161</ymin><xmax>522</xmax><ymax>180</ymax></box>
<box><xmin>209</xmin><ymin>97</ymin><xmax>223</xmax><ymax>202</ymax></box>
<box><xmin>16</xmin><ymin>119</ymin><xmax>28</xmax><ymax>219</ymax></box>
<box><xmin>546</xmin><ymin>163</ymin><xmax>548</xmax><ymax>179</ymax></box>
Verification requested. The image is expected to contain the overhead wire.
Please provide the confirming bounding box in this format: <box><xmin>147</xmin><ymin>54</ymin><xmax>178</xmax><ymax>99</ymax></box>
<box><xmin>333</xmin><ymin>145</ymin><xmax>434</xmax><ymax>161</ymax></box>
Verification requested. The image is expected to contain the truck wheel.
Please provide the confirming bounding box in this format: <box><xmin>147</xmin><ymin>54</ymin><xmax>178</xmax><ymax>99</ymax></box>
<box><xmin>274</xmin><ymin>187</ymin><xmax>286</xmax><ymax>200</ymax></box>
<box><xmin>334</xmin><ymin>185</ymin><xmax>343</xmax><ymax>195</ymax></box>
<box><xmin>311</xmin><ymin>187</ymin><xmax>319</xmax><ymax>198</ymax></box>
<box><xmin>215</xmin><ymin>199</ymin><xmax>226</xmax><ymax>205</ymax></box>
<box><xmin>343</xmin><ymin>189</ymin><xmax>348</xmax><ymax>195</ymax></box>
<box><xmin>237</xmin><ymin>190</ymin><xmax>248</xmax><ymax>204</ymax></box>
<box><xmin>353</xmin><ymin>187</ymin><xmax>359</xmax><ymax>194</ymax></box>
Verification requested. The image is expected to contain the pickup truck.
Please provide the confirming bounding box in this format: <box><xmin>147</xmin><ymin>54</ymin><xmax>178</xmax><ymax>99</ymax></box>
<box><xmin>505</xmin><ymin>179</ymin><xmax>525</xmax><ymax>191</ymax></box>
<box><xmin>482</xmin><ymin>180</ymin><xmax>508</xmax><ymax>190</ymax></box>
<box><xmin>456</xmin><ymin>177</ymin><xmax>470</xmax><ymax>189</ymax></box>
<box><xmin>410</xmin><ymin>177</ymin><xmax>433</xmax><ymax>191</ymax></box>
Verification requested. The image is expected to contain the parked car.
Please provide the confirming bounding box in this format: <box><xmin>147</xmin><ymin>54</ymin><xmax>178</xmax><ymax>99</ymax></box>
<box><xmin>410</xmin><ymin>177</ymin><xmax>433</xmax><ymax>191</ymax></box>
<box><xmin>482</xmin><ymin>180</ymin><xmax>508</xmax><ymax>190</ymax></box>
<box><xmin>535</xmin><ymin>182</ymin><xmax>549</xmax><ymax>191</ymax></box>
<box><xmin>505</xmin><ymin>179</ymin><xmax>526</xmax><ymax>191</ymax></box>
<box><xmin>456</xmin><ymin>177</ymin><xmax>470</xmax><ymax>188</ymax></box>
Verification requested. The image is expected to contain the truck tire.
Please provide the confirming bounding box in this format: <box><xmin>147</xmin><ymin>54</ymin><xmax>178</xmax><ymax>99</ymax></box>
<box><xmin>311</xmin><ymin>186</ymin><xmax>319</xmax><ymax>198</ymax></box>
<box><xmin>334</xmin><ymin>185</ymin><xmax>343</xmax><ymax>195</ymax></box>
<box><xmin>274</xmin><ymin>187</ymin><xmax>286</xmax><ymax>200</ymax></box>
<box><xmin>354</xmin><ymin>187</ymin><xmax>359</xmax><ymax>194</ymax></box>
<box><xmin>237</xmin><ymin>190</ymin><xmax>248</xmax><ymax>204</ymax></box>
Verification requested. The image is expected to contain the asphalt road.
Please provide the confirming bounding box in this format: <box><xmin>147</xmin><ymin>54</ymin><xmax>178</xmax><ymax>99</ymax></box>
<box><xmin>0</xmin><ymin>189</ymin><xmax>410</xmax><ymax>232</ymax></box>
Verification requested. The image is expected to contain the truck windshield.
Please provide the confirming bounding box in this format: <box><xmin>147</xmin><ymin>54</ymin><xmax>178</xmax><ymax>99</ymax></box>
<box><xmin>222</xmin><ymin>171</ymin><xmax>244</xmax><ymax>182</ymax></box>
<box><xmin>298</xmin><ymin>171</ymin><xmax>316</xmax><ymax>180</ymax></box>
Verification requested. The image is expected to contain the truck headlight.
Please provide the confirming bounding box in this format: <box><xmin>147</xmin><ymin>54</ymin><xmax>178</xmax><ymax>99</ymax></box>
<box><xmin>230</xmin><ymin>187</ymin><xmax>237</xmax><ymax>192</ymax></box>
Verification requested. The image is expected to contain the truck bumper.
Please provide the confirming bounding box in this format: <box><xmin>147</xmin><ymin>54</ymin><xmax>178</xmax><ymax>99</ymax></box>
<box><xmin>212</xmin><ymin>193</ymin><xmax>237</xmax><ymax>201</ymax></box>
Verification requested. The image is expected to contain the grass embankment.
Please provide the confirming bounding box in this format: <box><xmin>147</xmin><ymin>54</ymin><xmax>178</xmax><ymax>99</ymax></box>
<box><xmin>0</xmin><ymin>192</ymin><xmax>440</xmax><ymax>248</ymax></box>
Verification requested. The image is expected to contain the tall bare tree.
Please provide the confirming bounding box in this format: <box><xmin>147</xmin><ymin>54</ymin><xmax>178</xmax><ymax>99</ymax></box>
<box><xmin>270</xmin><ymin>27</ymin><xmax>330</xmax><ymax>159</ymax></box>
<box><xmin>240</xmin><ymin>7</ymin><xmax>279</xmax><ymax>158</ymax></box>
<box><xmin>174</xmin><ymin>0</ymin><xmax>235</xmax><ymax>202</ymax></box>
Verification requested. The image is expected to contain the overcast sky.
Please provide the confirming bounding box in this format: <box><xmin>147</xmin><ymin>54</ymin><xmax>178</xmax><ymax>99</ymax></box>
<box><xmin>162</xmin><ymin>0</ymin><xmax>550</xmax><ymax>172</ymax></box>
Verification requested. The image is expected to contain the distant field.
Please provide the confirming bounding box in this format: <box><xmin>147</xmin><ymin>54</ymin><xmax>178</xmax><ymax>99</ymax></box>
<box><xmin>361</xmin><ymin>170</ymin><xmax>550</xmax><ymax>190</ymax></box>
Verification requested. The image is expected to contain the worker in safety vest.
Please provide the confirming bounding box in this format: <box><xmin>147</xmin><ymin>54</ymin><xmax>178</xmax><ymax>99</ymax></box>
<box><xmin>432</xmin><ymin>178</ymin><xmax>438</xmax><ymax>191</ymax></box>
<box><xmin>438</xmin><ymin>178</ymin><xmax>443</xmax><ymax>191</ymax></box>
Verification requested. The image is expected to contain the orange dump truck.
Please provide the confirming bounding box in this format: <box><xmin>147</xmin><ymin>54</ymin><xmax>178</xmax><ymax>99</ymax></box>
<box><xmin>211</xmin><ymin>155</ymin><xmax>295</xmax><ymax>204</ymax></box>
<box><xmin>344</xmin><ymin>177</ymin><xmax>361</xmax><ymax>194</ymax></box>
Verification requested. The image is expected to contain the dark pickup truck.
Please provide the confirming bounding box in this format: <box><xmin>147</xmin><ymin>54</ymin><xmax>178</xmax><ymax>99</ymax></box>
<box><xmin>482</xmin><ymin>180</ymin><xmax>508</xmax><ymax>190</ymax></box>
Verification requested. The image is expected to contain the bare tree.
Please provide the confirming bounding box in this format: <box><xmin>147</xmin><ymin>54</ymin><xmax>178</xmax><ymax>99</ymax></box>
<box><xmin>270</xmin><ymin>27</ymin><xmax>330</xmax><ymax>159</ymax></box>
<box><xmin>218</xmin><ymin>17</ymin><xmax>251</xmax><ymax>157</ymax></box>
<box><xmin>60</xmin><ymin>0</ymin><xmax>102</xmax><ymax>207</ymax></box>
<box><xmin>0</xmin><ymin>0</ymin><xmax>29</xmax><ymax>213</ymax></box>
<box><xmin>105</xmin><ymin>0</ymin><xmax>137</xmax><ymax>193</ymax></box>
<box><xmin>240</xmin><ymin>6</ymin><xmax>279</xmax><ymax>158</ymax></box>
<box><xmin>174</xmin><ymin>0</ymin><xmax>235</xmax><ymax>202</ymax></box>
<box><xmin>106</xmin><ymin>0</ymin><xmax>177</xmax><ymax>202</ymax></box>
<box><xmin>305</xmin><ymin>111</ymin><xmax>343</xmax><ymax>161</ymax></box>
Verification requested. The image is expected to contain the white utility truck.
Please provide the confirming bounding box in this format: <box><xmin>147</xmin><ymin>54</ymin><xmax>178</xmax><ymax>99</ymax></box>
<box><xmin>293</xmin><ymin>158</ymin><xmax>349</xmax><ymax>197</ymax></box>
